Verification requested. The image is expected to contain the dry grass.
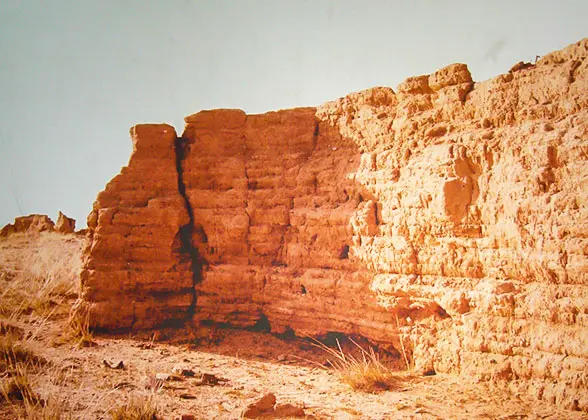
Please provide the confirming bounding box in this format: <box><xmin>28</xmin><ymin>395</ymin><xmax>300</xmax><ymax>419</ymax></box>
<box><xmin>0</xmin><ymin>232</ymin><xmax>89</xmax><ymax>346</ymax></box>
<box><xmin>68</xmin><ymin>299</ymin><xmax>95</xmax><ymax>348</ymax></box>
<box><xmin>0</xmin><ymin>233</ymin><xmax>83</xmax><ymax>319</ymax></box>
<box><xmin>0</xmin><ymin>335</ymin><xmax>62</xmax><ymax>419</ymax></box>
<box><xmin>0</xmin><ymin>233</ymin><xmax>83</xmax><ymax>418</ymax></box>
<box><xmin>309</xmin><ymin>336</ymin><xmax>403</xmax><ymax>393</ymax></box>
<box><xmin>24</xmin><ymin>397</ymin><xmax>71</xmax><ymax>420</ymax></box>
<box><xmin>0</xmin><ymin>369</ymin><xmax>71</xmax><ymax>420</ymax></box>
<box><xmin>1</xmin><ymin>370</ymin><xmax>38</xmax><ymax>404</ymax></box>
<box><xmin>110</xmin><ymin>395</ymin><xmax>160</xmax><ymax>420</ymax></box>
<box><xmin>0</xmin><ymin>334</ymin><xmax>45</xmax><ymax>374</ymax></box>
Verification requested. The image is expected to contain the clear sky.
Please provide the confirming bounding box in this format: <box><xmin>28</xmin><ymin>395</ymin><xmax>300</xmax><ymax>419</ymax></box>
<box><xmin>0</xmin><ymin>0</ymin><xmax>586</xmax><ymax>228</ymax></box>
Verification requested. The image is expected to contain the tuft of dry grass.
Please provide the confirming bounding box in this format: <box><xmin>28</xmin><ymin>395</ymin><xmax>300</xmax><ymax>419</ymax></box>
<box><xmin>309</xmin><ymin>336</ymin><xmax>403</xmax><ymax>393</ymax></box>
<box><xmin>0</xmin><ymin>368</ymin><xmax>71</xmax><ymax>420</ymax></box>
<box><xmin>24</xmin><ymin>396</ymin><xmax>72</xmax><ymax>420</ymax></box>
<box><xmin>0</xmin><ymin>337</ymin><xmax>62</xmax><ymax>419</ymax></box>
<box><xmin>0</xmin><ymin>334</ymin><xmax>46</xmax><ymax>374</ymax></box>
<box><xmin>143</xmin><ymin>372</ymin><xmax>165</xmax><ymax>394</ymax></box>
<box><xmin>110</xmin><ymin>395</ymin><xmax>160</xmax><ymax>420</ymax></box>
<box><xmin>67</xmin><ymin>299</ymin><xmax>95</xmax><ymax>348</ymax></box>
<box><xmin>0</xmin><ymin>370</ymin><xmax>38</xmax><ymax>404</ymax></box>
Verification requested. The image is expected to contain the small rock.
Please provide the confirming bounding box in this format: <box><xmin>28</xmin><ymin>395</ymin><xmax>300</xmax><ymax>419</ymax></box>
<box><xmin>277</xmin><ymin>354</ymin><xmax>287</xmax><ymax>362</ymax></box>
<box><xmin>201</xmin><ymin>373</ymin><xmax>219</xmax><ymax>385</ymax></box>
<box><xmin>180</xmin><ymin>415</ymin><xmax>195</xmax><ymax>420</ymax></box>
<box><xmin>242</xmin><ymin>393</ymin><xmax>276</xmax><ymax>418</ymax></box>
<box><xmin>509</xmin><ymin>61</ymin><xmax>532</xmax><ymax>73</ymax></box>
<box><xmin>274</xmin><ymin>403</ymin><xmax>305</xmax><ymax>417</ymax></box>
<box><xmin>196</xmin><ymin>373</ymin><xmax>229</xmax><ymax>386</ymax></box>
<box><xmin>241</xmin><ymin>393</ymin><xmax>306</xmax><ymax>419</ymax></box>
<box><xmin>172</xmin><ymin>366</ymin><xmax>196</xmax><ymax>377</ymax></box>
<box><xmin>155</xmin><ymin>373</ymin><xmax>170</xmax><ymax>381</ymax></box>
<box><xmin>102</xmin><ymin>360</ymin><xmax>125</xmax><ymax>370</ymax></box>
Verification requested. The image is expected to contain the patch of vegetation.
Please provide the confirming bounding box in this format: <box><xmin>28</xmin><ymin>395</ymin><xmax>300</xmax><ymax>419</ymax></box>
<box><xmin>310</xmin><ymin>336</ymin><xmax>403</xmax><ymax>393</ymax></box>
<box><xmin>67</xmin><ymin>300</ymin><xmax>95</xmax><ymax>348</ymax></box>
<box><xmin>1</xmin><ymin>370</ymin><xmax>70</xmax><ymax>420</ymax></box>
<box><xmin>0</xmin><ymin>334</ymin><xmax>45</xmax><ymax>374</ymax></box>
<box><xmin>0</xmin><ymin>233</ymin><xmax>82</xmax><ymax>319</ymax></box>
<box><xmin>1</xmin><ymin>371</ymin><xmax>38</xmax><ymax>404</ymax></box>
<box><xmin>110</xmin><ymin>395</ymin><xmax>160</xmax><ymax>420</ymax></box>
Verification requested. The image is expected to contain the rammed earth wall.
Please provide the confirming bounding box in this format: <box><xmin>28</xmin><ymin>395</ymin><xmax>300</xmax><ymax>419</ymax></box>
<box><xmin>82</xmin><ymin>39</ymin><xmax>588</xmax><ymax>410</ymax></box>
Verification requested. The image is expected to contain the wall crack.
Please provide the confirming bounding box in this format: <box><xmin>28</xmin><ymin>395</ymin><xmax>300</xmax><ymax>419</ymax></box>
<box><xmin>174</xmin><ymin>136</ymin><xmax>202</xmax><ymax>318</ymax></box>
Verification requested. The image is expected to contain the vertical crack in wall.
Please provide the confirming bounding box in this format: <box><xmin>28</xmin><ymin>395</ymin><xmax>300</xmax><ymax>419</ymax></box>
<box><xmin>174</xmin><ymin>136</ymin><xmax>202</xmax><ymax>317</ymax></box>
<box><xmin>312</xmin><ymin>119</ymin><xmax>319</xmax><ymax>150</ymax></box>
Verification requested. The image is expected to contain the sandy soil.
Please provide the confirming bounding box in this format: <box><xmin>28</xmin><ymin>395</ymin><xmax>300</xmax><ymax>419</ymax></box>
<box><xmin>1</xmin><ymin>233</ymin><xmax>586</xmax><ymax>419</ymax></box>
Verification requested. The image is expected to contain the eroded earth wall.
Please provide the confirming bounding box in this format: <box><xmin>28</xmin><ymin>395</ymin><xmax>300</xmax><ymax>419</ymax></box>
<box><xmin>82</xmin><ymin>39</ymin><xmax>588</xmax><ymax>410</ymax></box>
<box><xmin>83</xmin><ymin>125</ymin><xmax>194</xmax><ymax>330</ymax></box>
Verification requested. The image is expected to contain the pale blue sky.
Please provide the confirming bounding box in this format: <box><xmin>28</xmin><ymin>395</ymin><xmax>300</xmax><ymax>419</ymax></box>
<box><xmin>0</xmin><ymin>0</ymin><xmax>586</xmax><ymax>227</ymax></box>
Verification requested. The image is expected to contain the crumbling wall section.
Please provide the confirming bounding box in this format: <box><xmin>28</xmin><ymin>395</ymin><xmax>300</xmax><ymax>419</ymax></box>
<box><xmin>316</xmin><ymin>39</ymin><xmax>588</xmax><ymax>410</ymax></box>
<box><xmin>82</xmin><ymin>125</ymin><xmax>194</xmax><ymax>330</ymax></box>
<box><xmin>82</xmin><ymin>39</ymin><xmax>588</xmax><ymax>410</ymax></box>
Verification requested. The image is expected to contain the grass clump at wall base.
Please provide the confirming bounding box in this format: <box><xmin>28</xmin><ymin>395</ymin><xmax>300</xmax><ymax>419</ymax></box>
<box><xmin>67</xmin><ymin>300</ymin><xmax>94</xmax><ymax>348</ymax></box>
<box><xmin>110</xmin><ymin>395</ymin><xmax>159</xmax><ymax>420</ymax></box>
<box><xmin>310</xmin><ymin>337</ymin><xmax>402</xmax><ymax>393</ymax></box>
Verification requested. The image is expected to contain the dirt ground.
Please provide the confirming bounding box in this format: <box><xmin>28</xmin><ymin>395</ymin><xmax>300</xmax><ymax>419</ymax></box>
<box><xmin>1</xmin><ymin>232</ymin><xmax>586</xmax><ymax>419</ymax></box>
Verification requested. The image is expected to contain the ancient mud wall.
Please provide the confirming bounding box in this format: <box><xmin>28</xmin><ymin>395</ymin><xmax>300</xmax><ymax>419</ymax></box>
<box><xmin>82</xmin><ymin>39</ymin><xmax>588</xmax><ymax>410</ymax></box>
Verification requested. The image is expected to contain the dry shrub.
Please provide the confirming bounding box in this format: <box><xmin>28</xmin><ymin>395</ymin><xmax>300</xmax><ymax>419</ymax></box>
<box><xmin>310</xmin><ymin>336</ymin><xmax>402</xmax><ymax>393</ymax></box>
<box><xmin>110</xmin><ymin>395</ymin><xmax>160</xmax><ymax>420</ymax></box>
